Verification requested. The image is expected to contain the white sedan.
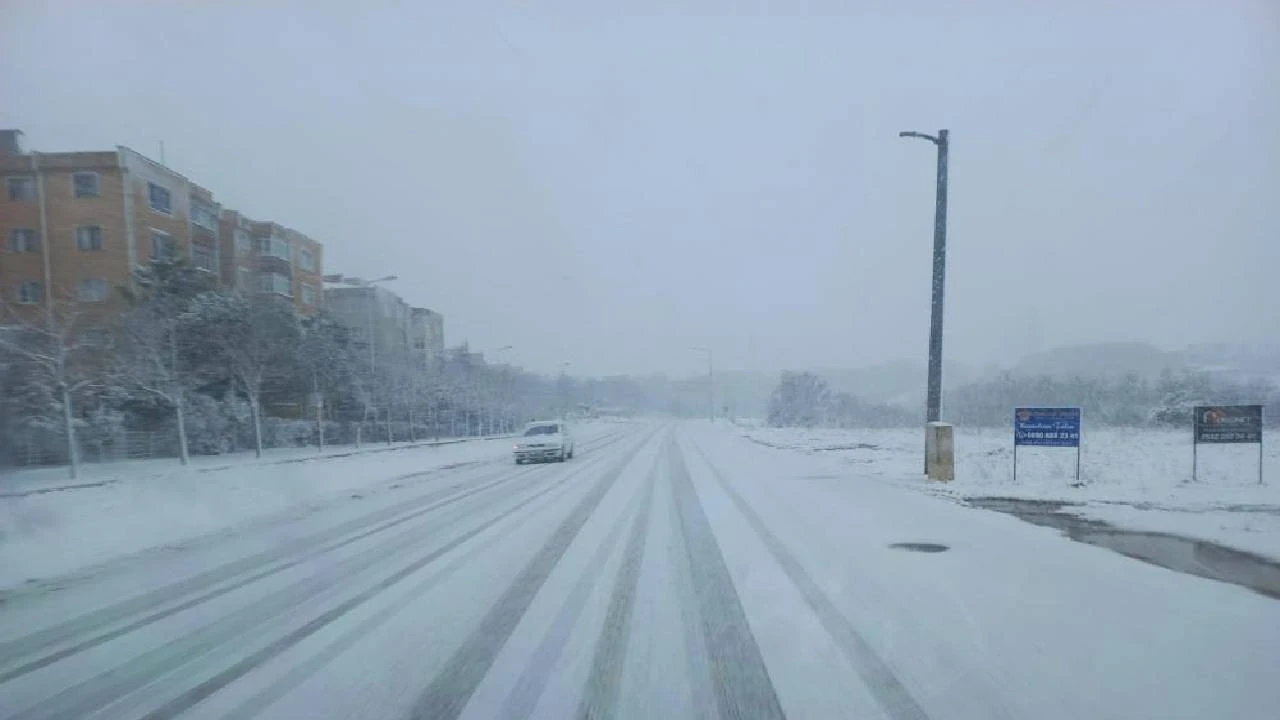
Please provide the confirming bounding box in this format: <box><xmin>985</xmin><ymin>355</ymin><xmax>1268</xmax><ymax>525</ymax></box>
<box><xmin>513</xmin><ymin>421</ymin><xmax>575</xmax><ymax>464</ymax></box>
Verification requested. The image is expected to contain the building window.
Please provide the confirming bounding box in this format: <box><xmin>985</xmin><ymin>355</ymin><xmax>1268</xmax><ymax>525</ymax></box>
<box><xmin>6</xmin><ymin>176</ymin><xmax>36</xmax><ymax>201</ymax></box>
<box><xmin>297</xmin><ymin>247</ymin><xmax>315</xmax><ymax>272</ymax></box>
<box><xmin>76</xmin><ymin>226</ymin><xmax>103</xmax><ymax>251</ymax></box>
<box><xmin>301</xmin><ymin>284</ymin><xmax>318</xmax><ymax>305</ymax></box>
<box><xmin>16</xmin><ymin>280</ymin><xmax>42</xmax><ymax>304</ymax></box>
<box><xmin>257</xmin><ymin>235</ymin><xmax>290</xmax><ymax>260</ymax></box>
<box><xmin>235</xmin><ymin>229</ymin><xmax>250</xmax><ymax>255</ymax></box>
<box><xmin>238</xmin><ymin>267</ymin><xmax>252</xmax><ymax>290</ymax></box>
<box><xmin>73</xmin><ymin>172</ymin><xmax>100</xmax><ymax>198</ymax></box>
<box><xmin>148</xmin><ymin>181</ymin><xmax>171</xmax><ymax>214</ymax></box>
<box><xmin>192</xmin><ymin>243</ymin><xmax>216</xmax><ymax>271</ymax></box>
<box><xmin>77</xmin><ymin>278</ymin><xmax>108</xmax><ymax>303</ymax></box>
<box><xmin>191</xmin><ymin>202</ymin><xmax>217</xmax><ymax>231</ymax></box>
<box><xmin>259</xmin><ymin>272</ymin><xmax>292</xmax><ymax>296</ymax></box>
<box><xmin>150</xmin><ymin>230</ymin><xmax>176</xmax><ymax>261</ymax></box>
<box><xmin>8</xmin><ymin>228</ymin><xmax>39</xmax><ymax>252</ymax></box>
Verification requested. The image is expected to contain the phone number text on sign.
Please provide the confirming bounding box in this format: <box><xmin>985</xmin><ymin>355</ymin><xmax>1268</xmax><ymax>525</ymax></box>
<box><xmin>1014</xmin><ymin>407</ymin><xmax>1082</xmax><ymax>448</ymax></box>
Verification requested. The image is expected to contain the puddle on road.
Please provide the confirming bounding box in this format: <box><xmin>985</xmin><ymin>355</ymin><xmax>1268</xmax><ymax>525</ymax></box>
<box><xmin>969</xmin><ymin>498</ymin><xmax>1280</xmax><ymax>600</ymax></box>
<box><xmin>889</xmin><ymin>542</ymin><xmax>950</xmax><ymax>553</ymax></box>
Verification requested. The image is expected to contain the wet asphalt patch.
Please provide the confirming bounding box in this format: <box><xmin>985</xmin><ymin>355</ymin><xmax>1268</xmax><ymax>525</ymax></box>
<box><xmin>888</xmin><ymin>542</ymin><xmax>950</xmax><ymax>553</ymax></box>
<box><xmin>969</xmin><ymin>497</ymin><xmax>1280</xmax><ymax>600</ymax></box>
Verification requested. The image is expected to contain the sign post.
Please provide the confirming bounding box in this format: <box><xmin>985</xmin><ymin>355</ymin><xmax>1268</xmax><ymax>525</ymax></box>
<box><xmin>1193</xmin><ymin>405</ymin><xmax>1264</xmax><ymax>484</ymax></box>
<box><xmin>1013</xmin><ymin>407</ymin><xmax>1082</xmax><ymax>483</ymax></box>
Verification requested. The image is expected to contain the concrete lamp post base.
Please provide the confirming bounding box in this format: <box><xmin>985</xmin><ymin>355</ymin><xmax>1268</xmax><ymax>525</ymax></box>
<box><xmin>925</xmin><ymin>422</ymin><xmax>955</xmax><ymax>481</ymax></box>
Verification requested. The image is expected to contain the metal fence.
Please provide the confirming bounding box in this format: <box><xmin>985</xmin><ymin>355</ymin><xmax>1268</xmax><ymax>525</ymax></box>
<box><xmin>2</xmin><ymin>417</ymin><xmax>499</xmax><ymax>469</ymax></box>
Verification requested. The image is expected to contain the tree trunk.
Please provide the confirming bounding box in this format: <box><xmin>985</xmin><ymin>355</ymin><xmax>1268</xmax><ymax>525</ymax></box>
<box><xmin>175</xmin><ymin>389</ymin><xmax>190</xmax><ymax>466</ymax></box>
<box><xmin>170</xmin><ymin>325</ymin><xmax>189</xmax><ymax>465</ymax></box>
<box><xmin>61</xmin><ymin>385</ymin><xmax>80</xmax><ymax>480</ymax></box>
<box><xmin>250</xmin><ymin>394</ymin><xmax>264</xmax><ymax>458</ymax></box>
<box><xmin>313</xmin><ymin>373</ymin><xmax>324</xmax><ymax>453</ymax></box>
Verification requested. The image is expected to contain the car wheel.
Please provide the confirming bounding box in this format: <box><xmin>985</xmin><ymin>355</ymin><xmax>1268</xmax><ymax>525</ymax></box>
<box><xmin>515</xmin><ymin>458</ymin><xmax>523</xmax><ymax>465</ymax></box>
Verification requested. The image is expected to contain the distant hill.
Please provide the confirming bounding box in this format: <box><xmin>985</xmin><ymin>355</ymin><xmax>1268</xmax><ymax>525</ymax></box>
<box><xmin>712</xmin><ymin>359</ymin><xmax>980</xmax><ymax>418</ymax></box>
<box><xmin>710</xmin><ymin>343</ymin><xmax>1280</xmax><ymax>421</ymax></box>
<box><xmin>817</xmin><ymin>359</ymin><xmax>980</xmax><ymax>406</ymax></box>
<box><xmin>1012</xmin><ymin>342</ymin><xmax>1177</xmax><ymax>378</ymax></box>
<box><xmin>1177</xmin><ymin>343</ymin><xmax>1280</xmax><ymax>384</ymax></box>
<box><xmin>1006</xmin><ymin>341</ymin><xmax>1280</xmax><ymax>383</ymax></box>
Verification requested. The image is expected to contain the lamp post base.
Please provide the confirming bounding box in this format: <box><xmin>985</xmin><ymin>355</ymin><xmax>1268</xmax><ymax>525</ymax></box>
<box><xmin>925</xmin><ymin>422</ymin><xmax>955</xmax><ymax>481</ymax></box>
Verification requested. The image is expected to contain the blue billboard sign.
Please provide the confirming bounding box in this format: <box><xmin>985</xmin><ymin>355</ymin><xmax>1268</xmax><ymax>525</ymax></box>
<box><xmin>1014</xmin><ymin>407</ymin><xmax>1081</xmax><ymax>448</ymax></box>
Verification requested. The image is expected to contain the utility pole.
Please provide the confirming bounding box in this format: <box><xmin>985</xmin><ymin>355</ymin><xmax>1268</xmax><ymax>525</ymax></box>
<box><xmin>900</xmin><ymin>128</ymin><xmax>950</xmax><ymax>472</ymax></box>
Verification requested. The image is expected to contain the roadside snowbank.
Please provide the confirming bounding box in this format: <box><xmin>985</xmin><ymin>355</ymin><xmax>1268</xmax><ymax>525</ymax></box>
<box><xmin>736</xmin><ymin>424</ymin><xmax>1280</xmax><ymax>559</ymax></box>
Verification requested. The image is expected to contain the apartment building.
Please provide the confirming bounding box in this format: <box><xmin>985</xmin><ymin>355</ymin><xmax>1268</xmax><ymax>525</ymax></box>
<box><xmin>0</xmin><ymin>130</ymin><xmax>220</xmax><ymax>321</ymax></box>
<box><xmin>411</xmin><ymin>307</ymin><xmax>445</xmax><ymax>368</ymax></box>
<box><xmin>217</xmin><ymin>212</ymin><xmax>323</xmax><ymax>316</ymax></box>
<box><xmin>324</xmin><ymin>284</ymin><xmax>445</xmax><ymax>377</ymax></box>
<box><xmin>0</xmin><ymin>129</ymin><xmax>324</xmax><ymax>323</ymax></box>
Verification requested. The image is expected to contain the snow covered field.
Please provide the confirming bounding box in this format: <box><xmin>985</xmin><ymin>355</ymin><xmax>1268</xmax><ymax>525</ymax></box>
<box><xmin>737</xmin><ymin>424</ymin><xmax>1280</xmax><ymax>559</ymax></box>
<box><xmin>0</xmin><ymin>424</ymin><xmax>621</xmax><ymax>591</ymax></box>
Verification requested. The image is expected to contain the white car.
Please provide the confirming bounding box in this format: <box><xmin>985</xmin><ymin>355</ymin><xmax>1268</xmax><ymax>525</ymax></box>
<box><xmin>514</xmin><ymin>421</ymin><xmax>575</xmax><ymax>464</ymax></box>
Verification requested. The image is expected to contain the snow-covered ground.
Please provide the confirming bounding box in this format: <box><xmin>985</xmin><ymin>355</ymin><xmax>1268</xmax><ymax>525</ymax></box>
<box><xmin>3</xmin><ymin>421</ymin><xmax>1276</xmax><ymax>719</ymax></box>
<box><xmin>0</xmin><ymin>423</ymin><xmax>622</xmax><ymax>591</ymax></box>
<box><xmin>736</xmin><ymin>423</ymin><xmax>1280</xmax><ymax>559</ymax></box>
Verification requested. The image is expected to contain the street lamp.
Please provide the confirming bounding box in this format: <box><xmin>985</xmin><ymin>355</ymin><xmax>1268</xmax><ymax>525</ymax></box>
<box><xmin>900</xmin><ymin>128</ymin><xmax>950</xmax><ymax>472</ymax></box>
<box><xmin>691</xmin><ymin>347</ymin><xmax>714</xmax><ymax>423</ymax></box>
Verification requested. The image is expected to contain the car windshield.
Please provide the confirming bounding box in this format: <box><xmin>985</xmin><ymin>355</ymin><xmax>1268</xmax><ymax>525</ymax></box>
<box><xmin>523</xmin><ymin>425</ymin><xmax>558</xmax><ymax>436</ymax></box>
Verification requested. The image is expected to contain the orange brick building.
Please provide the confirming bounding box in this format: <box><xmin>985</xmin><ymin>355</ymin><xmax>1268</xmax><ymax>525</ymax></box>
<box><xmin>0</xmin><ymin>129</ymin><xmax>323</xmax><ymax>324</ymax></box>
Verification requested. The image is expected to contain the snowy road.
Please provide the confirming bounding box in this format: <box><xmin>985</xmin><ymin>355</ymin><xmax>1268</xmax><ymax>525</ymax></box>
<box><xmin>1</xmin><ymin>422</ymin><xmax>1278</xmax><ymax>719</ymax></box>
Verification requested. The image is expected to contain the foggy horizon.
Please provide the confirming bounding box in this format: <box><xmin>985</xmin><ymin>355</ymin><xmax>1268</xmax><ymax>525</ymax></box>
<box><xmin>4</xmin><ymin>0</ymin><xmax>1276</xmax><ymax>377</ymax></box>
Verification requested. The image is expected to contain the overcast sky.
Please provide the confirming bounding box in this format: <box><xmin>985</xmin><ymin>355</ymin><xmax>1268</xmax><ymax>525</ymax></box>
<box><xmin>3</xmin><ymin>0</ymin><xmax>1277</xmax><ymax>376</ymax></box>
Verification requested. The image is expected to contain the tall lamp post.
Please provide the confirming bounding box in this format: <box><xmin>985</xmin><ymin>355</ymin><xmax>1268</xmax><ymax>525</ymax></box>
<box><xmin>691</xmin><ymin>347</ymin><xmax>714</xmax><ymax>422</ymax></box>
<box><xmin>899</xmin><ymin>128</ymin><xmax>950</xmax><ymax>473</ymax></box>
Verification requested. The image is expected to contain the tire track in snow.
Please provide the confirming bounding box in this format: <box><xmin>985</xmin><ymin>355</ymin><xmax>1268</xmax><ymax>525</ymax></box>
<box><xmin>688</xmin><ymin>439</ymin><xmax>931</xmax><ymax>720</ymax></box>
<box><xmin>407</xmin><ymin>427</ymin><xmax>662</xmax><ymax>720</ymax></box>
<box><xmin>669</xmin><ymin>436</ymin><xmax>786</xmax><ymax>720</ymax></box>
<box><xmin>0</xmin><ymin>463</ymin><xmax>542</xmax><ymax>683</ymax></box>
<box><xmin>124</xmin><ymin>447</ymin><xmax>626</xmax><ymax>720</ymax></box>
<box><xmin>494</xmin><ymin>479</ymin><xmax>643</xmax><ymax>719</ymax></box>
<box><xmin>575</xmin><ymin>440</ymin><xmax>658</xmax><ymax>720</ymax></box>
<box><xmin>0</xmin><ymin>431</ymin><xmax>632</xmax><ymax>681</ymax></box>
<box><xmin>217</xmin><ymin>453</ymin><xmax>604</xmax><ymax>720</ymax></box>
<box><xmin>7</xmin><ymin>460</ymin><xmax>588</xmax><ymax>720</ymax></box>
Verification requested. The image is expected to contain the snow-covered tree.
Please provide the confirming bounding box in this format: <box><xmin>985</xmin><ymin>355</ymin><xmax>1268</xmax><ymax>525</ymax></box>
<box><xmin>0</xmin><ymin>299</ymin><xmax>107</xmax><ymax>478</ymax></box>
<box><xmin>114</xmin><ymin>260</ymin><xmax>221</xmax><ymax>465</ymax></box>
<box><xmin>767</xmin><ymin>371</ymin><xmax>831</xmax><ymax>427</ymax></box>
<box><xmin>181</xmin><ymin>292</ymin><xmax>299</xmax><ymax>457</ymax></box>
<box><xmin>296</xmin><ymin>312</ymin><xmax>361</xmax><ymax>448</ymax></box>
